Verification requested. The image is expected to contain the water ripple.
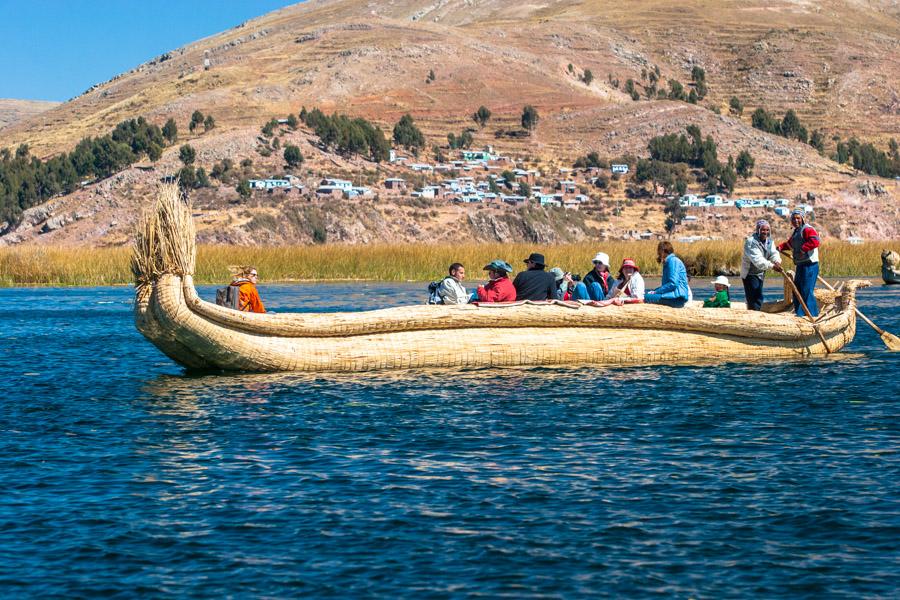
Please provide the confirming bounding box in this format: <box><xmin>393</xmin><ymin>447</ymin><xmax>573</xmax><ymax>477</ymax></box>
<box><xmin>0</xmin><ymin>282</ymin><xmax>898</xmax><ymax>597</ymax></box>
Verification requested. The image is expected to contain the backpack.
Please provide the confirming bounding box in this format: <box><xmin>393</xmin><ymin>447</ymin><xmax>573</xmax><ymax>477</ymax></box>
<box><xmin>427</xmin><ymin>277</ymin><xmax>450</xmax><ymax>304</ymax></box>
<box><xmin>215</xmin><ymin>285</ymin><xmax>241</xmax><ymax>310</ymax></box>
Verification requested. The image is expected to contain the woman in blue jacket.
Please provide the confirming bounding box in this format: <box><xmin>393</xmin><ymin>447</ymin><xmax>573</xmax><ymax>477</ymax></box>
<box><xmin>644</xmin><ymin>241</ymin><xmax>691</xmax><ymax>308</ymax></box>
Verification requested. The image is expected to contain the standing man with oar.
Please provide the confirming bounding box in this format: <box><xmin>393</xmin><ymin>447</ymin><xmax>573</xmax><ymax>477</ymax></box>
<box><xmin>741</xmin><ymin>219</ymin><xmax>782</xmax><ymax>311</ymax></box>
<box><xmin>777</xmin><ymin>208</ymin><xmax>820</xmax><ymax>317</ymax></box>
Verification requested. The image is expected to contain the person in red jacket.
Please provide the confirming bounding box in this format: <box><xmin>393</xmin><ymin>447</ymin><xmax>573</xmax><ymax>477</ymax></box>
<box><xmin>777</xmin><ymin>208</ymin><xmax>820</xmax><ymax>317</ymax></box>
<box><xmin>475</xmin><ymin>260</ymin><xmax>516</xmax><ymax>303</ymax></box>
<box><xmin>230</xmin><ymin>266</ymin><xmax>266</xmax><ymax>313</ymax></box>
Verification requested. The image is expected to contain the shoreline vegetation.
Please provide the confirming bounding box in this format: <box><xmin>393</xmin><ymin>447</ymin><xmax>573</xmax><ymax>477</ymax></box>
<box><xmin>1</xmin><ymin>241</ymin><xmax>897</xmax><ymax>287</ymax></box>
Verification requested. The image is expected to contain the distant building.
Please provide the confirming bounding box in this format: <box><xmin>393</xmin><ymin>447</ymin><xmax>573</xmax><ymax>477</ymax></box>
<box><xmin>611</xmin><ymin>164</ymin><xmax>629</xmax><ymax>174</ymax></box>
<box><xmin>383</xmin><ymin>178</ymin><xmax>406</xmax><ymax>190</ymax></box>
<box><xmin>248</xmin><ymin>178</ymin><xmax>294</xmax><ymax>190</ymax></box>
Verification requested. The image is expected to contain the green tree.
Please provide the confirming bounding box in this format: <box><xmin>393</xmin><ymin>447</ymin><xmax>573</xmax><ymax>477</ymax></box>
<box><xmin>287</xmin><ymin>114</ymin><xmax>299</xmax><ymax>129</ymax></box>
<box><xmin>162</xmin><ymin>118</ymin><xmax>178</xmax><ymax>143</ymax></box>
<box><xmin>393</xmin><ymin>114</ymin><xmax>425</xmax><ymax>155</ymax></box>
<box><xmin>236</xmin><ymin>179</ymin><xmax>251</xmax><ymax>199</ymax></box>
<box><xmin>179</xmin><ymin>144</ymin><xmax>196</xmax><ymax>166</ymax></box>
<box><xmin>195</xmin><ymin>167</ymin><xmax>211</xmax><ymax>188</ymax></box>
<box><xmin>518</xmin><ymin>181</ymin><xmax>531</xmax><ymax>197</ymax></box>
<box><xmin>472</xmin><ymin>105</ymin><xmax>492</xmax><ymax>128</ymax></box>
<box><xmin>203</xmin><ymin>115</ymin><xmax>215</xmax><ymax>132</ymax></box>
<box><xmin>189</xmin><ymin>110</ymin><xmax>204</xmax><ymax>133</ymax></box>
<box><xmin>178</xmin><ymin>165</ymin><xmax>196</xmax><ymax>190</ymax></box>
<box><xmin>780</xmin><ymin>109</ymin><xmax>807</xmax><ymax>142</ymax></box>
<box><xmin>729</xmin><ymin>96</ymin><xmax>743</xmax><ymax>116</ymax></box>
<box><xmin>427</xmin><ymin>69</ymin><xmax>436</xmax><ymax>83</ymax></box>
<box><xmin>488</xmin><ymin>178</ymin><xmax>501</xmax><ymax>194</ymax></box>
<box><xmin>582</xmin><ymin>69</ymin><xmax>594</xmax><ymax>85</ymax></box>
<box><xmin>735</xmin><ymin>150</ymin><xmax>755</xmax><ymax>178</ymax></box>
<box><xmin>688</xmin><ymin>89</ymin><xmax>698</xmax><ymax>104</ymax></box>
<box><xmin>521</xmin><ymin>105</ymin><xmax>539</xmax><ymax>132</ymax></box>
<box><xmin>751</xmin><ymin>108</ymin><xmax>780</xmax><ymax>134</ymax></box>
<box><xmin>809</xmin><ymin>130</ymin><xmax>825</xmax><ymax>153</ymax></box>
<box><xmin>148</xmin><ymin>143</ymin><xmax>163</xmax><ymax>162</ymax></box>
<box><xmin>668</xmin><ymin>79</ymin><xmax>685</xmax><ymax>101</ymax></box>
<box><xmin>283</xmin><ymin>144</ymin><xmax>303</xmax><ymax>167</ymax></box>
<box><xmin>500</xmin><ymin>169</ymin><xmax>516</xmax><ymax>189</ymax></box>
<box><xmin>664</xmin><ymin>197</ymin><xmax>686</xmax><ymax>234</ymax></box>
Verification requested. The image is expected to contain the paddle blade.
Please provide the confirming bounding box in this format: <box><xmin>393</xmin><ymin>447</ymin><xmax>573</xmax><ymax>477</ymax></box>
<box><xmin>881</xmin><ymin>331</ymin><xmax>900</xmax><ymax>352</ymax></box>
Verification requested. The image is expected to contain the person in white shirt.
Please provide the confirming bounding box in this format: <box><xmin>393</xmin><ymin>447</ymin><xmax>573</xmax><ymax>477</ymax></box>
<box><xmin>606</xmin><ymin>258</ymin><xmax>645</xmax><ymax>301</ymax></box>
<box><xmin>740</xmin><ymin>219</ymin><xmax>783</xmax><ymax>310</ymax></box>
<box><xmin>437</xmin><ymin>262</ymin><xmax>469</xmax><ymax>305</ymax></box>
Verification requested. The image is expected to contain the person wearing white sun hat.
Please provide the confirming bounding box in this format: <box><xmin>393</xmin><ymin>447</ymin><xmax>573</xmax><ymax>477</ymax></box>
<box><xmin>703</xmin><ymin>275</ymin><xmax>732</xmax><ymax>308</ymax></box>
<box><xmin>580</xmin><ymin>251</ymin><xmax>615</xmax><ymax>301</ymax></box>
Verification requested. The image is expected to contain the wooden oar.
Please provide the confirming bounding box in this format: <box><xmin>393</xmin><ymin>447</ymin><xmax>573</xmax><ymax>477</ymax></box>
<box><xmin>778</xmin><ymin>250</ymin><xmax>900</xmax><ymax>351</ymax></box>
<box><xmin>778</xmin><ymin>269</ymin><xmax>831</xmax><ymax>353</ymax></box>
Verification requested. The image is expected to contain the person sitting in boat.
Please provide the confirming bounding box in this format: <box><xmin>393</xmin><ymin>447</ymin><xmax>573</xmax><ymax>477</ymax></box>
<box><xmin>645</xmin><ymin>242</ymin><xmax>691</xmax><ymax>308</ymax></box>
<box><xmin>476</xmin><ymin>260</ymin><xmax>516</xmax><ymax>303</ymax></box>
<box><xmin>513</xmin><ymin>253</ymin><xmax>557</xmax><ymax>301</ymax></box>
<box><xmin>777</xmin><ymin>208</ymin><xmax>820</xmax><ymax>317</ymax></box>
<box><xmin>741</xmin><ymin>219</ymin><xmax>783</xmax><ymax>311</ymax></box>
<box><xmin>606</xmin><ymin>258</ymin><xmax>645</xmax><ymax>301</ymax></box>
<box><xmin>430</xmin><ymin>262</ymin><xmax>469</xmax><ymax>305</ymax></box>
<box><xmin>548</xmin><ymin>267</ymin><xmax>568</xmax><ymax>300</ymax></box>
<box><xmin>580</xmin><ymin>252</ymin><xmax>616</xmax><ymax>301</ymax></box>
<box><xmin>229</xmin><ymin>266</ymin><xmax>266</xmax><ymax>313</ymax></box>
<box><xmin>703</xmin><ymin>276</ymin><xmax>732</xmax><ymax>308</ymax></box>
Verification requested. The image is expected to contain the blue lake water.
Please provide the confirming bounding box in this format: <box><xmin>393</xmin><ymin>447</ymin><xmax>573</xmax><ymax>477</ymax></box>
<box><xmin>1</xmin><ymin>280</ymin><xmax>898</xmax><ymax>598</ymax></box>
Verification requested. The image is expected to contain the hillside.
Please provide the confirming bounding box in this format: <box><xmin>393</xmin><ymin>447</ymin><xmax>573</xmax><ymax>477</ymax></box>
<box><xmin>0</xmin><ymin>0</ymin><xmax>898</xmax><ymax>247</ymax></box>
<box><xmin>0</xmin><ymin>99</ymin><xmax>59</xmax><ymax>131</ymax></box>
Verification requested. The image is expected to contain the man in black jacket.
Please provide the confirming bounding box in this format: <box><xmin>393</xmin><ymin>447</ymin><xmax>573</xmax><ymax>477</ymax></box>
<box><xmin>513</xmin><ymin>252</ymin><xmax>557</xmax><ymax>301</ymax></box>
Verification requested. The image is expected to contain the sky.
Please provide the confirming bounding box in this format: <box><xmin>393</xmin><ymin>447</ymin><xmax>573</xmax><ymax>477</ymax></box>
<box><xmin>0</xmin><ymin>0</ymin><xmax>299</xmax><ymax>102</ymax></box>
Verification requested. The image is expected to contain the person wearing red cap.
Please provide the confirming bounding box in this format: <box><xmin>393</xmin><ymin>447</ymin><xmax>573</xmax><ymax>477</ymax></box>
<box><xmin>606</xmin><ymin>258</ymin><xmax>645</xmax><ymax>300</ymax></box>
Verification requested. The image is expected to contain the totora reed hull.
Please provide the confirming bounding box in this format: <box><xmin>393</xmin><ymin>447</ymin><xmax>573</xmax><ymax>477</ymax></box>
<box><xmin>133</xmin><ymin>185</ymin><xmax>862</xmax><ymax>373</ymax></box>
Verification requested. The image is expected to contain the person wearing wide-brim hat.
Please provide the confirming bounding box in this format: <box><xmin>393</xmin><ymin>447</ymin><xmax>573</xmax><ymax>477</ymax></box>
<box><xmin>606</xmin><ymin>257</ymin><xmax>645</xmax><ymax>300</ymax></box>
<box><xmin>512</xmin><ymin>252</ymin><xmax>557</xmax><ymax>301</ymax></box>
<box><xmin>581</xmin><ymin>251</ymin><xmax>616</xmax><ymax>301</ymax></box>
<box><xmin>703</xmin><ymin>275</ymin><xmax>732</xmax><ymax>308</ymax></box>
<box><xmin>475</xmin><ymin>259</ymin><xmax>516</xmax><ymax>303</ymax></box>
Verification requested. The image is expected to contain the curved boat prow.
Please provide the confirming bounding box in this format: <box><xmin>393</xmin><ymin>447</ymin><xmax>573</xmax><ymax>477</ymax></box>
<box><xmin>133</xmin><ymin>185</ymin><xmax>863</xmax><ymax>373</ymax></box>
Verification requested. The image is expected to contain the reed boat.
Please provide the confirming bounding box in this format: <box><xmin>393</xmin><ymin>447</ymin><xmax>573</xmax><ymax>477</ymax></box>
<box><xmin>134</xmin><ymin>186</ymin><xmax>864</xmax><ymax>373</ymax></box>
<box><xmin>883</xmin><ymin>250</ymin><xmax>900</xmax><ymax>285</ymax></box>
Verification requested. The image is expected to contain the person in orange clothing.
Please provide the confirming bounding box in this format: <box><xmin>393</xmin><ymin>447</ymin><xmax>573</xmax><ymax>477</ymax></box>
<box><xmin>230</xmin><ymin>266</ymin><xmax>266</xmax><ymax>313</ymax></box>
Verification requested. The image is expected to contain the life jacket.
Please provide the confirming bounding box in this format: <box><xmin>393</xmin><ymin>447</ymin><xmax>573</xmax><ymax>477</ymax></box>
<box><xmin>789</xmin><ymin>224</ymin><xmax>819</xmax><ymax>264</ymax></box>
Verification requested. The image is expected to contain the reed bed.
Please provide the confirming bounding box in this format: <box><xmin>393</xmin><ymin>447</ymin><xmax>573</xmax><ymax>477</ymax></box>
<box><xmin>1</xmin><ymin>241</ymin><xmax>897</xmax><ymax>286</ymax></box>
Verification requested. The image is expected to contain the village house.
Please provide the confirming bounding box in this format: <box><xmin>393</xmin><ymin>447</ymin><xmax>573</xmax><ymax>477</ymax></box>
<box><xmin>316</xmin><ymin>178</ymin><xmax>352</xmax><ymax>198</ymax></box>
<box><xmin>383</xmin><ymin>177</ymin><xmax>406</xmax><ymax>191</ymax></box>
<box><xmin>557</xmin><ymin>180</ymin><xmax>578</xmax><ymax>194</ymax></box>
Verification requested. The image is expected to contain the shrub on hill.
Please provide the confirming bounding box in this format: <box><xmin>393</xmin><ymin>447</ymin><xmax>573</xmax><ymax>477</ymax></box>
<box><xmin>472</xmin><ymin>106</ymin><xmax>492</xmax><ymax>128</ymax></box>
<box><xmin>179</xmin><ymin>144</ymin><xmax>196</xmax><ymax>166</ymax></box>
<box><xmin>189</xmin><ymin>111</ymin><xmax>204</xmax><ymax>133</ymax></box>
<box><xmin>393</xmin><ymin>114</ymin><xmax>425</xmax><ymax>156</ymax></box>
<box><xmin>301</xmin><ymin>108</ymin><xmax>391</xmax><ymax>161</ymax></box>
<box><xmin>0</xmin><ymin>116</ymin><xmax>172</xmax><ymax>226</ymax></box>
<box><xmin>163</xmin><ymin>118</ymin><xmax>178</xmax><ymax>143</ymax></box>
<box><xmin>521</xmin><ymin>105</ymin><xmax>539</xmax><ymax>132</ymax></box>
<box><xmin>284</xmin><ymin>144</ymin><xmax>303</xmax><ymax>167</ymax></box>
